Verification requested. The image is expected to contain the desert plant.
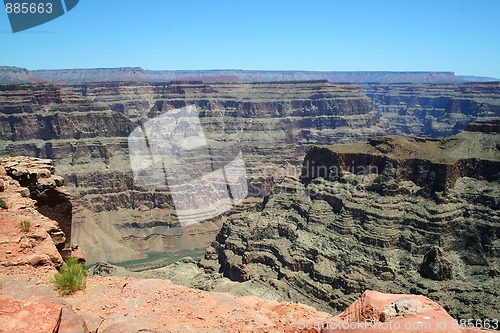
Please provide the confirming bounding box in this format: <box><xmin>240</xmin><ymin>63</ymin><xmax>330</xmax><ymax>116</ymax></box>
<box><xmin>54</xmin><ymin>258</ymin><xmax>87</xmax><ymax>295</ymax></box>
<box><xmin>0</xmin><ymin>197</ymin><xmax>7</xmax><ymax>209</ymax></box>
<box><xmin>19</xmin><ymin>220</ymin><xmax>31</xmax><ymax>232</ymax></box>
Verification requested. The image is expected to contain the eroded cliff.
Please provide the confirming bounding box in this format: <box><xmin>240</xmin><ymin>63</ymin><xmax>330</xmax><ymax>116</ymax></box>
<box><xmin>1</xmin><ymin>81</ymin><xmax>383</xmax><ymax>263</ymax></box>
<box><xmin>1</xmin><ymin>81</ymin><xmax>499</xmax><ymax>266</ymax></box>
<box><xmin>0</xmin><ymin>156</ymin><xmax>85</xmax><ymax>275</ymax></box>
<box><xmin>204</xmin><ymin>120</ymin><xmax>500</xmax><ymax>319</ymax></box>
<box><xmin>361</xmin><ymin>82</ymin><xmax>500</xmax><ymax>137</ymax></box>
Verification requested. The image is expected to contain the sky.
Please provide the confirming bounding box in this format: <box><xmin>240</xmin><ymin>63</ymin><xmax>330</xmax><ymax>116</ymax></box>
<box><xmin>1</xmin><ymin>0</ymin><xmax>499</xmax><ymax>78</ymax></box>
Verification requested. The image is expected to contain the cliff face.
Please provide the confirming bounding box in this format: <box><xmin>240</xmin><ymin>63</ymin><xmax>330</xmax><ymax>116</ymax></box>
<box><xmin>361</xmin><ymin>82</ymin><xmax>500</xmax><ymax>137</ymax></box>
<box><xmin>0</xmin><ymin>156</ymin><xmax>83</xmax><ymax>275</ymax></box>
<box><xmin>1</xmin><ymin>81</ymin><xmax>499</xmax><ymax>265</ymax></box>
<box><xmin>303</xmin><ymin>118</ymin><xmax>500</xmax><ymax>196</ymax></box>
<box><xmin>0</xmin><ymin>81</ymin><xmax>382</xmax><ymax>264</ymax></box>
<box><xmin>206</xmin><ymin>120</ymin><xmax>500</xmax><ymax>319</ymax></box>
<box><xmin>1</xmin><ymin>157</ymin><xmax>73</xmax><ymax>255</ymax></box>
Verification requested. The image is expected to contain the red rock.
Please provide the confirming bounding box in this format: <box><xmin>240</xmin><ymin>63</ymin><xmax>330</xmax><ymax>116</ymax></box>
<box><xmin>69</xmin><ymin>245</ymin><xmax>87</xmax><ymax>264</ymax></box>
<box><xmin>28</xmin><ymin>254</ymin><xmax>47</xmax><ymax>266</ymax></box>
<box><xmin>0</xmin><ymin>297</ymin><xmax>62</xmax><ymax>333</ymax></box>
<box><xmin>58</xmin><ymin>307</ymin><xmax>89</xmax><ymax>333</ymax></box>
<box><xmin>318</xmin><ymin>290</ymin><xmax>490</xmax><ymax>333</ymax></box>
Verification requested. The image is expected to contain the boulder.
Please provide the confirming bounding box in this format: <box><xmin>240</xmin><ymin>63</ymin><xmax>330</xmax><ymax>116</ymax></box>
<box><xmin>419</xmin><ymin>246</ymin><xmax>452</xmax><ymax>281</ymax></box>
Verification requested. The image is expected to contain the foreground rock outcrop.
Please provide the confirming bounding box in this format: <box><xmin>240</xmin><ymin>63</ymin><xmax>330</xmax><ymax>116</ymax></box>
<box><xmin>317</xmin><ymin>290</ymin><xmax>494</xmax><ymax>333</ymax></box>
<box><xmin>0</xmin><ymin>157</ymin><xmax>69</xmax><ymax>275</ymax></box>
<box><xmin>0</xmin><ymin>273</ymin><xmax>331</xmax><ymax>333</ymax></box>
<box><xmin>200</xmin><ymin>119</ymin><xmax>500</xmax><ymax>319</ymax></box>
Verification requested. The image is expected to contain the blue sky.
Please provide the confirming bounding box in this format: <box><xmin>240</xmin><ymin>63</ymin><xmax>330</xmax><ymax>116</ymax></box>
<box><xmin>1</xmin><ymin>0</ymin><xmax>499</xmax><ymax>78</ymax></box>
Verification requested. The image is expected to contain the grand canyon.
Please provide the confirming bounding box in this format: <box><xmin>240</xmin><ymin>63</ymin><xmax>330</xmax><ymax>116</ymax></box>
<box><xmin>0</xmin><ymin>67</ymin><xmax>499</xmax><ymax>332</ymax></box>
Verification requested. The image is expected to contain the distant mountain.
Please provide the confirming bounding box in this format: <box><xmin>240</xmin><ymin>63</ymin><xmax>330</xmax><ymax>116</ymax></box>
<box><xmin>0</xmin><ymin>66</ymin><xmax>44</xmax><ymax>83</ymax></box>
<box><xmin>2</xmin><ymin>66</ymin><xmax>497</xmax><ymax>83</ymax></box>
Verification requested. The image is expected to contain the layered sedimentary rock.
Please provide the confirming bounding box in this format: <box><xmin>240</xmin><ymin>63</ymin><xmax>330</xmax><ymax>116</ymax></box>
<box><xmin>1</xmin><ymin>80</ymin><xmax>499</xmax><ymax>265</ymax></box>
<box><xmin>0</xmin><ymin>83</ymin><xmax>142</xmax><ymax>263</ymax></box>
<box><xmin>205</xmin><ymin>120</ymin><xmax>500</xmax><ymax>319</ymax></box>
<box><xmin>361</xmin><ymin>82</ymin><xmax>500</xmax><ymax>137</ymax></box>
<box><xmin>1</xmin><ymin>66</ymin><xmax>476</xmax><ymax>83</ymax></box>
<box><xmin>64</xmin><ymin>80</ymin><xmax>382</xmax><ymax>174</ymax></box>
<box><xmin>0</xmin><ymin>81</ymin><xmax>383</xmax><ymax>263</ymax></box>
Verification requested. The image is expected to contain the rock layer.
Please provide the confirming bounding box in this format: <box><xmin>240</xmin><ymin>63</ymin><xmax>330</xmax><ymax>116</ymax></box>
<box><xmin>205</xmin><ymin>120</ymin><xmax>500</xmax><ymax>319</ymax></box>
<box><xmin>0</xmin><ymin>66</ymin><xmax>475</xmax><ymax>83</ymax></box>
<box><xmin>361</xmin><ymin>82</ymin><xmax>500</xmax><ymax>137</ymax></box>
<box><xmin>1</xmin><ymin>81</ymin><xmax>499</xmax><ymax>264</ymax></box>
<box><xmin>1</xmin><ymin>156</ymin><xmax>72</xmax><ymax>252</ymax></box>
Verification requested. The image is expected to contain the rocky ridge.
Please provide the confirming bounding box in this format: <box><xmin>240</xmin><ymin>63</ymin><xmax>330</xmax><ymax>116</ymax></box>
<box><xmin>191</xmin><ymin>119</ymin><xmax>500</xmax><ymax>319</ymax></box>
<box><xmin>1</xmin><ymin>66</ymin><xmax>481</xmax><ymax>83</ymax></box>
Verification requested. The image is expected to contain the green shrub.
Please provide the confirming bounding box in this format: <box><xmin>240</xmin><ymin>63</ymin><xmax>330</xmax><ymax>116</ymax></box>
<box><xmin>19</xmin><ymin>220</ymin><xmax>31</xmax><ymax>232</ymax></box>
<box><xmin>54</xmin><ymin>258</ymin><xmax>87</xmax><ymax>295</ymax></box>
<box><xmin>0</xmin><ymin>197</ymin><xmax>7</xmax><ymax>209</ymax></box>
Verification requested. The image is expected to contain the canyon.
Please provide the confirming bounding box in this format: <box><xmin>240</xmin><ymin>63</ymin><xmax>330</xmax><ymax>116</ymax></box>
<box><xmin>199</xmin><ymin>119</ymin><xmax>500</xmax><ymax>319</ymax></box>
<box><xmin>0</xmin><ymin>158</ymin><xmax>495</xmax><ymax>332</ymax></box>
<box><xmin>0</xmin><ymin>80</ymin><xmax>499</xmax><ymax>265</ymax></box>
<box><xmin>94</xmin><ymin>119</ymin><xmax>499</xmax><ymax>321</ymax></box>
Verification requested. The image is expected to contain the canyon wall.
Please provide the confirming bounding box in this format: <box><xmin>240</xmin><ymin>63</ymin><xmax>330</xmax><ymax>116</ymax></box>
<box><xmin>0</xmin><ymin>81</ymin><xmax>381</xmax><ymax>263</ymax></box>
<box><xmin>205</xmin><ymin>119</ymin><xmax>500</xmax><ymax>319</ymax></box>
<box><xmin>1</xmin><ymin>81</ymin><xmax>499</xmax><ymax>265</ymax></box>
<box><xmin>361</xmin><ymin>82</ymin><xmax>500</xmax><ymax>137</ymax></box>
